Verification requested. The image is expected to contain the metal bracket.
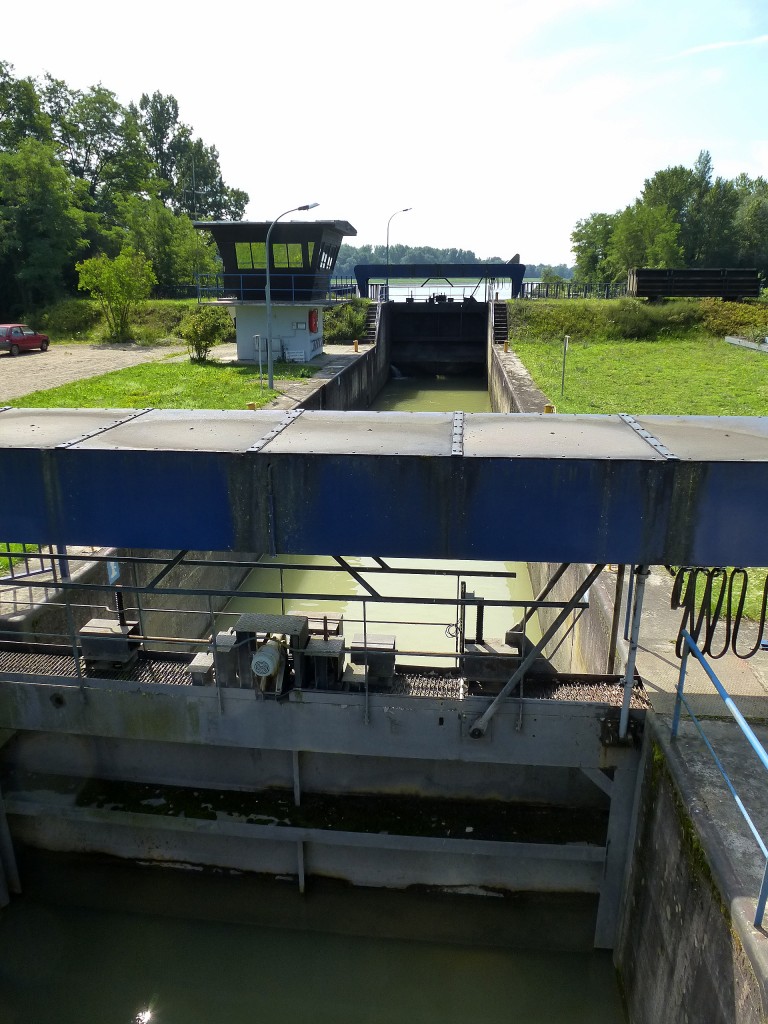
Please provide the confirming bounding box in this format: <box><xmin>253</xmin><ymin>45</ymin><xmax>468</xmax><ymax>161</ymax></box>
<box><xmin>618</xmin><ymin>413</ymin><xmax>679</xmax><ymax>460</ymax></box>
<box><xmin>451</xmin><ymin>411</ymin><xmax>464</xmax><ymax>457</ymax></box>
<box><xmin>600</xmin><ymin>709</ymin><xmax>644</xmax><ymax>748</ymax></box>
<box><xmin>55</xmin><ymin>408</ymin><xmax>154</xmax><ymax>448</ymax></box>
<box><xmin>248</xmin><ymin>408</ymin><xmax>304</xmax><ymax>453</ymax></box>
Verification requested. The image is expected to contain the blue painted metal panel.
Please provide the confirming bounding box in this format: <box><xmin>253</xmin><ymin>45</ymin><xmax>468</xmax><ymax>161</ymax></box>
<box><xmin>1</xmin><ymin>411</ymin><xmax>767</xmax><ymax>565</ymax></box>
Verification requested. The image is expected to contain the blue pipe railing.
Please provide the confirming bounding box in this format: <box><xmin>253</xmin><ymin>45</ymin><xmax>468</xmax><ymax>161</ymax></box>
<box><xmin>671</xmin><ymin>629</ymin><xmax>768</xmax><ymax>927</ymax></box>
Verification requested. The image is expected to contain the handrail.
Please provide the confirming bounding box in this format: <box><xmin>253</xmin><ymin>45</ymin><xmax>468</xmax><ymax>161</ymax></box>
<box><xmin>671</xmin><ymin>629</ymin><xmax>768</xmax><ymax>927</ymax></box>
<box><xmin>196</xmin><ymin>273</ymin><xmax>358</xmax><ymax>304</ymax></box>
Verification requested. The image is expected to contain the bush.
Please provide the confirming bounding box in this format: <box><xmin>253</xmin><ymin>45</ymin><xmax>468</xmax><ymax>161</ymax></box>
<box><xmin>698</xmin><ymin>298</ymin><xmax>768</xmax><ymax>338</ymax></box>
<box><xmin>38</xmin><ymin>298</ymin><xmax>101</xmax><ymax>337</ymax></box>
<box><xmin>179</xmin><ymin>305</ymin><xmax>235</xmax><ymax>362</ymax></box>
<box><xmin>323</xmin><ymin>298</ymin><xmax>369</xmax><ymax>341</ymax></box>
<box><xmin>508</xmin><ymin>297</ymin><xmax>712</xmax><ymax>343</ymax></box>
<box><xmin>132</xmin><ymin>299</ymin><xmax>197</xmax><ymax>337</ymax></box>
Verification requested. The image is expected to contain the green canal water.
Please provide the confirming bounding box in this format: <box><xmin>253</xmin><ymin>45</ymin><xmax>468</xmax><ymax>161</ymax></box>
<box><xmin>0</xmin><ymin>374</ymin><xmax>626</xmax><ymax>1023</ymax></box>
<box><xmin>0</xmin><ymin>852</ymin><xmax>625</xmax><ymax>1024</ymax></box>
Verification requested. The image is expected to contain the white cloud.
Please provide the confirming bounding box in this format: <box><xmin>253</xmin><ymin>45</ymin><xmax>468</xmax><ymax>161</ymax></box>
<box><xmin>670</xmin><ymin>32</ymin><xmax>768</xmax><ymax>59</ymax></box>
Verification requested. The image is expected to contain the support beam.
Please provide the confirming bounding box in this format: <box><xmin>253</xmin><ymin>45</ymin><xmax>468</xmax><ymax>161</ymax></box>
<box><xmin>594</xmin><ymin>761</ymin><xmax>640</xmax><ymax>948</ymax></box>
<box><xmin>469</xmin><ymin>564</ymin><xmax>606</xmax><ymax>738</ymax></box>
<box><xmin>620</xmin><ymin>566</ymin><xmax>649</xmax><ymax>739</ymax></box>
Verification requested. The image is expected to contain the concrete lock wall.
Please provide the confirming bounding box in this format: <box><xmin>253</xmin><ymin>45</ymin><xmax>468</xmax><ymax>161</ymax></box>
<box><xmin>616</xmin><ymin>727</ymin><xmax>766</xmax><ymax>1024</ymax></box>
<box><xmin>3</xmin><ymin>732</ymin><xmax>610</xmax><ymax>808</ymax></box>
<box><xmin>299</xmin><ymin>307</ymin><xmax>391</xmax><ymax>411</ymax></box>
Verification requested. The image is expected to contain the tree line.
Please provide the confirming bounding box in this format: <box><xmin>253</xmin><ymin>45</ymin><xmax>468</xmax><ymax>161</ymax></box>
<box><xmin>572</xmin><ymin>151</ymin><xmax>768</xmax><ymax>284</ymax></box>
<box><xmin>0</xmin><ymin>61</ymin><xmax>248</xmax><ymax>316</ymax></box>
<box><xmin>333</xmin><ymin>245</ymin><xmax>573</xmax><ymax>281</ymax></box>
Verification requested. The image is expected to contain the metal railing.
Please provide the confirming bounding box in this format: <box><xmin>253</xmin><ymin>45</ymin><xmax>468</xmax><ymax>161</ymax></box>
<box><xmin>520</xmin><ymin>281</ymin><xmax>627</xmax><ymax>300</ymax></box>
<box><xmin>0</xmin><ymin>544</ymin><xmax>57</xmax><ymax>585</ymax></box>
<box><xmin>671</xmin><ymin>629</ymin><xmax>768</xmax><ymax>927</ymax></box>
<box><xmin>196</xmin><ymin>273</ymin><xmax>358</xmax><ymax>304</ymax></box>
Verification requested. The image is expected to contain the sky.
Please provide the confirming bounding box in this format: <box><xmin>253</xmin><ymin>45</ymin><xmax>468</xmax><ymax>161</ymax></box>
<box><xmin>3</xmin><ymin>0</ymin><xmax>767</xmax><ymax>266</ymax></box>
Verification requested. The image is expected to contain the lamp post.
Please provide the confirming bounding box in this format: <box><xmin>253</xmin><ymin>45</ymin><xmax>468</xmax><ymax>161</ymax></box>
<box><xmin>266</xmin><ymin>202</ymin><xmax>319</xmax><ymax>389</ymax></box>
<box><xmin>385</xmin><ymin>207</ymin><xmax>412</xmax><ymax>301</ymax></box>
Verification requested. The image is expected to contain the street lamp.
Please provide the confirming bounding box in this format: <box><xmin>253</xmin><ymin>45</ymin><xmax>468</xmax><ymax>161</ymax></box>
<box><xmin>385</xmin><ymin>207</ymin><xmax>412</xmax><ymax>301</ymax></box>
<box><xmin>266</xmin><ymin>202</ymin><xmax>319</xmax><ymax>389</ymax></box>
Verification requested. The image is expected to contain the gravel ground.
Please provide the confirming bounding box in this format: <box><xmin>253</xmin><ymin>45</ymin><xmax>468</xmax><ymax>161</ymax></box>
<box><xmin>0</xmin><ymin>342</ymin><xmax>187</xmax><ymax>403</ymax></box>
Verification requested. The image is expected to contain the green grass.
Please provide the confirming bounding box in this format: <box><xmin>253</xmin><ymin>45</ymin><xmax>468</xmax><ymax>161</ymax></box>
<box><xmin>512</xmin><ymin>333</ymin><xmax>768</xmax><ymax>415</ymax></box>
<box><xmin>510</xmin><ymin>308</ymin><xmax>768</xmax><ymax>618</ymax></box>
<box><xmin>9</xmin><ymin>359</ymin><xmax>314</xmax><ymax>411</ymax></box>
<box><xmin>0</xmin><ymin>543</ymin><xmax>40</xmax><ymax>575</ymax></box>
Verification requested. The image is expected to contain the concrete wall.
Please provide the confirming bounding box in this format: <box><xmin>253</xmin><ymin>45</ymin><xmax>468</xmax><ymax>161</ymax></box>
<box><xmin>298</xmin><ymin>307</ymin><xmax>391</xmax><ymax>411</ymax></box>
<box><xmin>527</xmin><ymin>561</ymin><xmax>627</xmax><ymax>676</ymax></box>
<box><xmin>616</xmin><ymin>724</ymin><xmax>767</xmax><ymax>1024</ymax></box>
<box><xmin>487</xmin><ymin>338</ymin><xmax>550</xmax><ymax>414</ymax></box>
<box><xmin>234</xmin><ymin>304</ymin><xmax>323</xmax><ymax>363</ymax></box>
<box><xmin>3</xmin><ymin>732</ymin><xmax>609</xmax><ymax>807</ymax></box>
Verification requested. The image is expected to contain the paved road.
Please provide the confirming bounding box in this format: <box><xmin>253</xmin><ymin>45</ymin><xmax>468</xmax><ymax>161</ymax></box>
<box><xmin>0</xmin><ymin>342</ymin><xmax>187</xmax><ymax>403</ymax></box>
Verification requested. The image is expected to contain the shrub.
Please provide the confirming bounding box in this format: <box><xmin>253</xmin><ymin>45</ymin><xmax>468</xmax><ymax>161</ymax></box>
<box><xmin>38</xmin><ymin>298</ymin><xmax>101</xmax><ymax>338</ymax></box>
<box><xmin>323</xmin><ymin>298</ymin><xmax>369</xmax><ymax>341</ymax></box>
<box><xmin>698</xmin><ymin>298</ymin><xmax>768</xmax><ymax>338</ymax></box>
<box><xmin>179</xmin><ymin>305</ymin><xmax>235</xmax><ymax>362</ymax></box>
<box><xmin>132</xmin><ymin>299</ymin><xmax>197</xmax><ymax>337</ymax></box>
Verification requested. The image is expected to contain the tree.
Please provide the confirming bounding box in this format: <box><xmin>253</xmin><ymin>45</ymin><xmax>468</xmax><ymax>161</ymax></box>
<box><xmin>0</xmin><ymin>62</ymin><xmax>50</xmax><ymax>151</ymax></box>
<box><xmin>606</xmin><ymin>202</ymin><xmax>683</xmax><ymax>279</ymax></box>
<box><xmin>570</xmin><ymin>212</ymin><xmax>618</xmax><ymax>283</ymax></box>
<box><xmin>0</xmin><ymin>139</ymin><xmax>86</xmax><ymax>314</ymax></box>
<box><xmin>76</xmin><ymin>246</ymin><xmax>156</xmax><ymax>340</ymax></box>
<box><xmin>42</xmin><ymin>79</ymin><xmax>151</xmax><ymax>211</ymax></box>
<box><xmin>641</xmin><ymin>151</ymin><xmax>739</xmax><ymax>267</ymax></box>
<box><xmin>734</xmin><ymin>177</ymin><xmax>768</xmax><ymax>277</ymax></box>
<box><xmin>134</xmin><ymin>91</ymin><xmax>248</xmax><ymax>219</ymax></box>
<box><xmin>117</xmin><ymin>195</ymin><xmax>218</xmax><ymax>290</ymax></box>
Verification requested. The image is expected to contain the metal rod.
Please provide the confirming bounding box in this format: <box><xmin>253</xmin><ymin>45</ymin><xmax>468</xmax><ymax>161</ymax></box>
<box><xmin>3</xmin><ymin>577</ymin><xmax>584</xmax><ymax>609</ymax></box>
<box><xmin>623</xmin><ymin>564</ymin><xmax>636</xmax><ymax>642</ymax></box>
<box><xmin>332</xmin><ymin>555</ymin><xmax>381</xmax><ymax>598</ymax></box>
<box><xmin>619</xmin><ymin>564</ymin><xmax>649</xmax><ymax>738</ymax></box>
<box><xmin>145</xmin><ymin>549</ymin><xmax>189</xmax><ymax>590</ymax></box>
<box><xmin>0</xmin><ymin>549</ymin><xmax>519</xmax><ymax>580</ymax></box>
<box><xmin>363</xmin><ymin>599</ymin><xmax>369</xmax><ymax>725</ymax></box>
<box><xmin>469</xmin><ymin>564</ymin><xmax>605</xmax><ymax>737</ymax></box>
<box><xmin>510</xmin><ymin>563</ymin><xmax>570</xmax><ymax>631</ymax></box>
<box><xmin>607</xmin><ymin>564</ymin><xmax>626</xmax><ymax>673</ymax></box>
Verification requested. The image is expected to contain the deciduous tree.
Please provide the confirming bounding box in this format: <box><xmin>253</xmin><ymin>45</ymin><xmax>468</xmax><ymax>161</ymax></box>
<box><xmin>0</xmin><ymin>139</ymin><xmax>86</xmax><ymax>314</ymax></box>
<box><xmin>76</xmin><ymin>246</ymin><xmax>156</xmax><ymax>341</ymax></box>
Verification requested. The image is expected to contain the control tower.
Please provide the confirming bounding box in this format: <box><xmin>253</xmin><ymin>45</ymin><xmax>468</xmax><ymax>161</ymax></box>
<box><xmin>195</xmin><ymin>219</ymin><xmax>356</xmax><ymax>363</ymax></box>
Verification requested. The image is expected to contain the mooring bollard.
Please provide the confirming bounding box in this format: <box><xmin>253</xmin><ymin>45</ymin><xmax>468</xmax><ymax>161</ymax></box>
<box><xmin>353</xmin><ymin>339</ymin><xmax>359</xmax><ymax>352</ymax></box>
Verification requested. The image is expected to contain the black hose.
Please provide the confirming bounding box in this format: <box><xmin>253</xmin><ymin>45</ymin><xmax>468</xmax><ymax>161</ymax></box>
<box><xmin>672</xmin><ymin>567</ymin><xmax>768</xmax><ymax>659</ymax></box>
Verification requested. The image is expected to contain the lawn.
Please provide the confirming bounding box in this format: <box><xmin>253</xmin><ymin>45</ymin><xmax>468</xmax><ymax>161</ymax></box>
<box><xmin>512</xmin><ymin>333</ymin><xmax>768</xmax><ymax>416</ymax></box>
<box><xmin>8</xmin><ymin>359</ymin><xmax>315</xmax><ymax>411</ymax></box>
<box><xmin>511</xmin><ymin>316</ymin><xmax>768</xmax><ymax>618</ymax></box>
